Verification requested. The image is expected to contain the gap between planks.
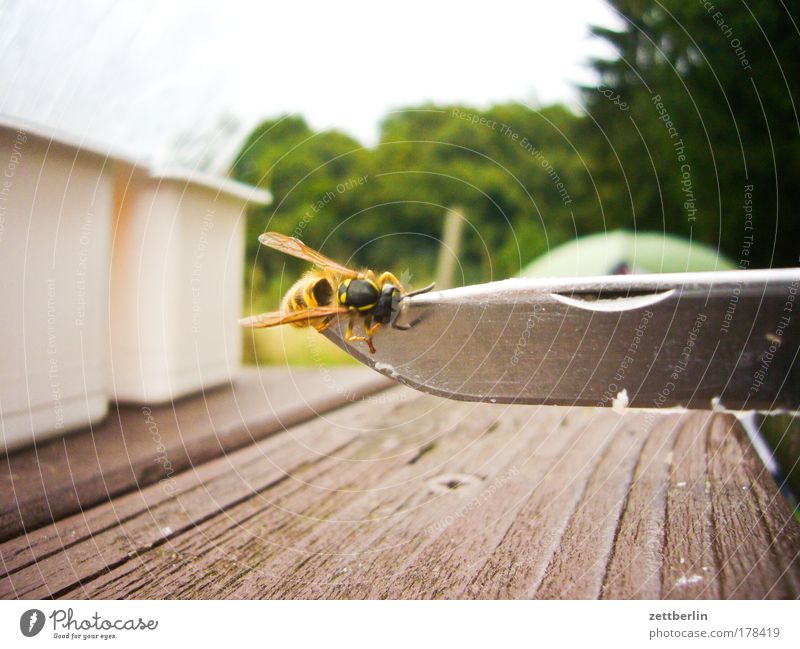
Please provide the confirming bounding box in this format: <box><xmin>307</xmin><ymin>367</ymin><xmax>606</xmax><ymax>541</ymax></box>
<box><xmin>2</xmin><ymin>392</ymin><xmax>798</xmax><ymax>600</ymax></box>
<box><xmin>0</xmin><ymin>367</ymin><xmax>392</xmax><ymax>543</ymax></box>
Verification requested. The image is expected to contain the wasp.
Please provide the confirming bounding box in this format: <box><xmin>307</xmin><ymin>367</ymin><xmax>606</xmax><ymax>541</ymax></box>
<box><xmin>240</xmin><ymin>232</ymin><xmax>434</xmax><ymax>353</ymax></box>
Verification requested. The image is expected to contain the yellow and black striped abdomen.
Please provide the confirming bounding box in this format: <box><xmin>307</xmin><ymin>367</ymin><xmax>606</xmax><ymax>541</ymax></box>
<box><xmin>280</xmin><ymin>270</ymin><xmax>335</xmax><ymax>327</ymax></box>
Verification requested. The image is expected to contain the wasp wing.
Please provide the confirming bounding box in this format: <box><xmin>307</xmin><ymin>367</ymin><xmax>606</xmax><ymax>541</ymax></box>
<box><xmin>239</xmin><ymin>305</ymin><xmax>348</xmax><ymax>328</ymax></box>
<box><xmin>258</xmin><ymin>232</ymin><xmax>359</xmax><ymax>278</ymax></box>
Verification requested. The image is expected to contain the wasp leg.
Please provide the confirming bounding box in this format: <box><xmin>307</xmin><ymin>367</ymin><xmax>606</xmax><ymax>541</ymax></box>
<box><xmin>364</xmin><ymin>317</ymin><xmax>378</xmax><ymax>354</ymax></box>
<box><xmin>376</xmin><ymin>271</ymin><xmax>406</xmax><ymax>292</ymax></box>
<box><xmin>345</xmin><ymin>316</ymin><xmax>357</xmax><ymax>341</ymax></box>
<box><xmin>316</xmin><ymin>308</ymin><xmax>346</xmax><ymax>333</ymax></box>
<box><xmin>365</xmin><ymin>319</ymin><xmax>383</xmax><ymax>348</ymax></box>
<box><xmin>344</xmin><ymin>316</ymin><xmax>377</xmax><ymax>354</ymax></box>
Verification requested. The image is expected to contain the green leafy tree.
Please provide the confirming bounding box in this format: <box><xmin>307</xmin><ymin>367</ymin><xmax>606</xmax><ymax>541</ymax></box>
<box><xmin>584</xmin><ymin>0</ymin><xmax>800</xmax><ymax>268</ymax></box>
<box><xmin>231</xmin><ymin>115</ymin><xmax>371</xmax><ymax>301</ymax></box>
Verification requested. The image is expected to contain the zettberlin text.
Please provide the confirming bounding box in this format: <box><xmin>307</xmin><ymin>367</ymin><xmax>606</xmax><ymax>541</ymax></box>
<box><xmin>649</xmin><ymin>610</ymin><xmax>708</xmax><ymax>621</ymax></box>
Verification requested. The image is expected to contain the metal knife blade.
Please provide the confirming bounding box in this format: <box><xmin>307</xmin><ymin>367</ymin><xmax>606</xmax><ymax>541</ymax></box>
<box><xmin>323</xmin><ymin>269</ymin><xmax>800</xmax><ymax>410</ymax></box>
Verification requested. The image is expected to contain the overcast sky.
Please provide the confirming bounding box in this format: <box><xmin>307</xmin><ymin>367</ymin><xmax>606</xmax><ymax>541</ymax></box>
<box><xmin>0</xmin><ymin>0</ymin><xmax>623</xmax><ymax>171</ymax></box>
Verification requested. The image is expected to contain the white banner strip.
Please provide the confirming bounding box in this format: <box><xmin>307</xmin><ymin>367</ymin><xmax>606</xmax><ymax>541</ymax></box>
<box><xmin>2</xmin><ymin>600</ymin><xmax>797</xmax><ymax>648</ymax></box>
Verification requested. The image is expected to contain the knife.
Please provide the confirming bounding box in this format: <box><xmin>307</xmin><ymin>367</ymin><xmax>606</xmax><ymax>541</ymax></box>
<box><xmin>322</xmin><ymin>269</ymin><xmax>800</xmax><ymax>410</ymax></box>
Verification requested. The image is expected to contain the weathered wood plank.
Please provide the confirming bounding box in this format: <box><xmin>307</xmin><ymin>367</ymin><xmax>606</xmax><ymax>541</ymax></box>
<box><xmin>61</xmin><ymin>394</ymin><xmax>510</xmax><ymax>598</ymax></box>
<box><xmin>464</xmin><ymin>413</ymin><xmax>619</xmax><ymax>598</ymax></box>
<box><xmin>275</xmin><ymin>407</ymin><xmax>555</xmax><ymax>599</ymax></box>
<box><xmin>661</xmin><ymin>411</ymin><xmax>723</xmax><ymax>598</ymax></box>
<box><xmin>374</xmin><ymin>410</ymin><xmax>608</xmax><ymax>599</ymax></box>
<box><xmin>532</xmin><ymin>418</ymin><xmax>647</xmax><ymax>598</ymax></box>
<box><xmin>2</xmin><ymin>393</ymin><xmax>797</xmax><ymax>600</ymax></box>
<box><xmin>71</xmin><ymin>410</ymin><xmax>800</xmax><ymax>598</ymax></box>
<box><xmin>0</xmin><ymin>367</ymin><xmax>391</xmax><ymax>542</ymax></box>
<box><xmin>600</xmin><ymin>415</ymin><xmax>678</xmax><ymax>598</ymax></box>
<box><xmin>0</xmin><ymin>388</ymin><xmax>413</xmax><ymax>598</ymax></box>
<box><xmin>704</xmin><ymin>414</ymin><xmax>799</xmax><ymax>599</ymax></box>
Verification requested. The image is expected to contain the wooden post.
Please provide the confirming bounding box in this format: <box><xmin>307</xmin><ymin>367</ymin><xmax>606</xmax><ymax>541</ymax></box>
<box><xmin>435</xmin><ymin>205</ymin><xmax>466</xmax><ymax>289</ymax></box>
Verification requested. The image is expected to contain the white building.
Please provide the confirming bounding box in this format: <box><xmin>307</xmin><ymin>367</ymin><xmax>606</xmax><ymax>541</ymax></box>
<box><xmin>109</xmin><ymin>165</ymin><xmax>270</xmax><ymax>403</ymax></box>
<box><xmin>0</xmin><ymin>117</ymin><xmax>270</xmax><ymax>453</ymax></box>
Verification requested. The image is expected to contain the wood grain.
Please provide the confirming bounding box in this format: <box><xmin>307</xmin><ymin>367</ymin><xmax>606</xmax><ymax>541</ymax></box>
<box><xmin>0</xmin><ymin>367</ymin><xmax>391</xmax><ymax>542</ymax></box>
<box><xmin>1</xmin><ymin>384</ymin><xmax>797</xmax><ymax>599</ymax></box>
<box><xmin>0</xmin><ymin>385</ymin><xmax>413</xmax><ymax>598</ymax></box>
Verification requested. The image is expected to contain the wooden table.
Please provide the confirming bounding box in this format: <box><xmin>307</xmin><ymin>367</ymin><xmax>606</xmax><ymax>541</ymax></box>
<box><xmin>1</xmin><ymin>367</ymin><xmax>798</xmax><ymax>599</ymax></box>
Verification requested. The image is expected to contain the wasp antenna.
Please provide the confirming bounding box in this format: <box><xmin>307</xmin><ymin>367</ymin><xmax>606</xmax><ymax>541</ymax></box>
<box><xmin>400</xmin><ymin>282</ymin><xmax>436</xmax><ymax>301</ymax></box>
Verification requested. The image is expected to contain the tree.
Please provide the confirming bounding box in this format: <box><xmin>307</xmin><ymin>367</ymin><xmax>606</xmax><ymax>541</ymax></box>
<box><xmin>584</xmin><ymin>0</ymin><xmax>800</xmax><ymax>268</ymax></box>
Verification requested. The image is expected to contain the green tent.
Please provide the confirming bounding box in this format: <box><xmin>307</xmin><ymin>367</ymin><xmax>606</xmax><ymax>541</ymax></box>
<box><xmin>521</xmin><ymin>231</ymin><xmax>736</xmax><ymax>277</ymax></box>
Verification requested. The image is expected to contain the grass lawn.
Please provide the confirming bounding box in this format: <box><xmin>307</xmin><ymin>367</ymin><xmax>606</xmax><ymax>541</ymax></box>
<box><xmin>243</xmin><ymin>323</ymin><xmax>357</xmax><ymax>366</ymax></box>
